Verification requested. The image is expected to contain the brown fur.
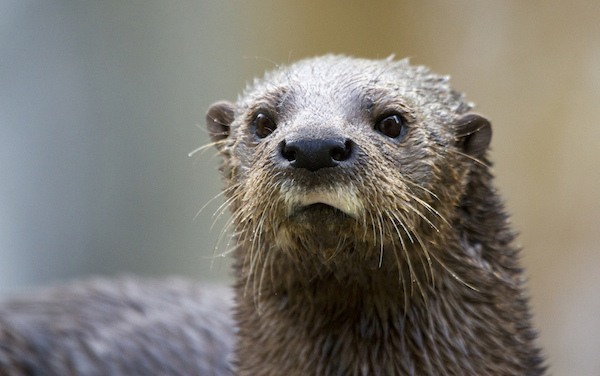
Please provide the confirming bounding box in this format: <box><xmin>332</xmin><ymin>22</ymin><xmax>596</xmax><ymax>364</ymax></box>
<box><xmin>207</xmin><ymin>55</ymin><xmax>545</xmax><ymax>375</ymax></box>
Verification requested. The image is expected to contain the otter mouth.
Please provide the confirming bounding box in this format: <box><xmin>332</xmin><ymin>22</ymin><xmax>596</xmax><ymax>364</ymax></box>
<box><xmin>294</xmin><ymin>202</ymin><xmax>351</xmax><ymax>218</ymax></box>
<box><xmin>284</xmin><ymin>189</ymin><xmax>363</xmax><ymax>219</ymax></box>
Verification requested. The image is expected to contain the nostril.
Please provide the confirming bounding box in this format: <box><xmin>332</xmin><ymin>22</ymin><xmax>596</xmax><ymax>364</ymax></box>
<box><xmin>330</xmin><ymin>140</ymin><xmax>353</xmax><ymax>162</ymax></box>
<box><xmin>280</xmin><ymin>140</ymin><xmax>297</xmax><ymax>162</ymax></box>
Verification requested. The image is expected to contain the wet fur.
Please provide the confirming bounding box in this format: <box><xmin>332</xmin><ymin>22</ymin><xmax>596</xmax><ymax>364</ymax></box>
<box><xmin>207</xmin><ymin>55</ymin><xmax>545</xmax><ymax>375</ymax></box>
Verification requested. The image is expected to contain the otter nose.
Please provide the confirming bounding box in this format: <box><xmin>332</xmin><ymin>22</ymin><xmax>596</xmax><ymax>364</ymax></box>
<box><xmin>280</xmin><ymin>138</ymin><xmax>354</xmax><ymax>171</ymax></box>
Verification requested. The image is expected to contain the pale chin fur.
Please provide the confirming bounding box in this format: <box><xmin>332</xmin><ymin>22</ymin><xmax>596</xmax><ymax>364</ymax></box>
<box><xmin>282</xmin><ymin>186</ymin><xmax>363</xmax><ymax>218</ymax></box>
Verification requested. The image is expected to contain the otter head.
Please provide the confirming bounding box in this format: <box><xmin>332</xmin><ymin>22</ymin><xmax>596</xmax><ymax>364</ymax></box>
<box><xmin>206</xmin><ymin>55</ymin><xmax>491</xmax><ymax>282</ymax></box>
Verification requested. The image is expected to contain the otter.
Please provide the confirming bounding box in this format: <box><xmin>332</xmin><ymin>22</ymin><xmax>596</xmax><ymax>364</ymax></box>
<box><xmin>0</xmin><ymin>55</ymin><xmax>545</xmax><ymax>376</ymax></box>
<box><xmin>206</xmin><ymin>55</ymin><xmax>545</xmax><ymax>375</ymax></box>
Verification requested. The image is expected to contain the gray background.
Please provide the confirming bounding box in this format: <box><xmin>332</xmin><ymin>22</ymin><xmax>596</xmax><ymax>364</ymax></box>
<box><xmin>1</xmin><ymin>1</ymin><xmax>599</xmax><ymax>375</ymax></box>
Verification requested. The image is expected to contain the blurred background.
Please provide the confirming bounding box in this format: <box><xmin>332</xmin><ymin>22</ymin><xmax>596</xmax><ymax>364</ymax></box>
<box><xmin>1</xmin><ymin>1</ymin><xmax>599</xmax><ymax>374</ymax></box>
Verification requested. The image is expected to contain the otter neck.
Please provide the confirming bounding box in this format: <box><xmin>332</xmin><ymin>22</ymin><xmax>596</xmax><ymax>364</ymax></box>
<box><xmin>233</xmin><ymin>238</ymin><xmax>490</xmax><ymax>375</ymax></box>
<box><xmin>233</xmin><ymin>204</ymin><xmax>542</xmax><ymax>374</ymax></box>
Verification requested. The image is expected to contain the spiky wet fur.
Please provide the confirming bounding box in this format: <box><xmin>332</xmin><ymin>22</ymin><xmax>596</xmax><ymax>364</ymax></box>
<box><xmin>208</xmin><ymin>55</ymin><xmax>545</xmax><ymax>375</ymax></box>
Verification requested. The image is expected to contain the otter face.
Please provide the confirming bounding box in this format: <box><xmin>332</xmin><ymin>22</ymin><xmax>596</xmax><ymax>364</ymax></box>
<box><xmin>206</xmin><ymin>56</ymin><xmax>491</xmax><ymax>270</ymax></box>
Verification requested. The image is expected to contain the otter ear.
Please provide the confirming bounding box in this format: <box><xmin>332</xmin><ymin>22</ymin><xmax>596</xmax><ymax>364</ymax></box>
<box><xmin>454</xmin><ymin>114</ymin><xmax>492</xmax><ymax>158</ymax></box>
<box><xmin>206</xmin><ymin>101</ymin><xmax>235</xmax><ymax>150</ymax></box>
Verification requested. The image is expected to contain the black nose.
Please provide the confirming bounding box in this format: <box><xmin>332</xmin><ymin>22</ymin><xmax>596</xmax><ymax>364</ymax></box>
<box><xmin>280</xmin><ymin>138</ymin><xmax>354</xmax><ymax>171</ymax></box>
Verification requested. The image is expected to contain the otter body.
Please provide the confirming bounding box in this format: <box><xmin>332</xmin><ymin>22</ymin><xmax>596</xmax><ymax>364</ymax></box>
<box><xmin>207</xmin><ymin>55</ymin><xmax>545</xmax><ymax>375</ymax></box>
<box><xmin>0</xmin><ymin>277</ymin><xmax>235</xmax><ymax>375</ymax></box>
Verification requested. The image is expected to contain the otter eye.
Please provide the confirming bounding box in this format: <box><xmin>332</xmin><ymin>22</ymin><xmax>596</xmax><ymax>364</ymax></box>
<box><xmin>253</xmin><ymin>113</ymin><xmax>277</xmax><ymax>138</ymax></box>
<box><xmin>375</xmin><ymin>114</ymin><xmax>406</xmax><ymax>139</ymax></box>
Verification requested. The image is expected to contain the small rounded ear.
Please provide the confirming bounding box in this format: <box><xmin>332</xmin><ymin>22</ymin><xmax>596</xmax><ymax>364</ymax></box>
<box><xmin>454</xmin><ymin>114</ymin><xmax>492</xmax><ymax>158</ymax></box>
<box><xmin>206</xmin><ymin>101</ymin><xmax>235</xmax><ymax>148</ymax></box>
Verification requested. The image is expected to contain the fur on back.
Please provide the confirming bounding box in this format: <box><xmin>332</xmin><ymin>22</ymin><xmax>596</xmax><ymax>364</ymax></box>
<box><xmin>0</xmin><ymin>277</ymin><xmax>234</xmax><ymax>376</ymax></box>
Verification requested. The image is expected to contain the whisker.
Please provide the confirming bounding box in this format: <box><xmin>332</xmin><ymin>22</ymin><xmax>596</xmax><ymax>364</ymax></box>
<box><xmin>402</xmin><ymin>178</ymin><xmax>439</xmax><ymax>201</ymax></box>
<box><xmin>375</xmin><ymin>208</ymin><xmax>386</xmax><ymax>268</ymax></box>
<box><xmin>448</xmin><ymin>148</ymin><xmax>490</xmax><ymax>168</ymax></box>
<box><xmin>256</xmin><ymin>244</ymin><xmax>274</xmax><ymax>315</ymax></box>
<box><xmin>210</xmin><ymin>215</ymin><xmax>236</xmax><ymax>270</ymax></box>
<box><xmin>209</xmin><ymin>193</ymin><xmax>240</xmax><ymax>232</ymax></box>
<box><xmin>403</xmin><ymin>226</ymin><xmax>429</xmax><ymax>302</ymax></box>
<box><xmin>403</xmin><ymin>189</ymin><xmax>451</xmax><ymax>232</ymax></box>
<box><xmin>188</xmin><ymin>140</ymin><xmax>223</xmax><ymax>158</ymax></box>
<box><xmin>429</xmin><ymin>249</ymin><xmax>480</xmax><ymax>292</ymax></box>
<box><xmin>199</xmin><ymin>185</ymin><xmax>238</xmax><ymax>223</ymax></box>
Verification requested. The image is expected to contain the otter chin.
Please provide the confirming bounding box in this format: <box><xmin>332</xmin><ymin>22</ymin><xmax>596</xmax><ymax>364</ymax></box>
<box><xmin>286</xmin><ymin>202</ymin><xmax>354</xmax><ymax>252</ymax></box>
<box><xmin>280</xmin><ymin>187</ymin><xmax>365</xmax><ymax>253</ymax></box>
<box><xmin>207</xmin><ymin>55</ymin><xmax>545</xmax><ymax>375</ymax></box>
